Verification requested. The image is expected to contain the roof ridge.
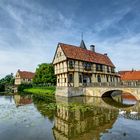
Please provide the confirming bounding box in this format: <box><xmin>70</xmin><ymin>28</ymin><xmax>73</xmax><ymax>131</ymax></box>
<box><xmin>59</xmin><ymin>42</ymin><xmax>79</xmax><ymax>48</ymax></box>
<box><xmin>19</xmin><ymin>70</ymin><xmax>35</xmax><ymax>73</ymax></box>
<box><xmin>60</xmin><ymin>42</ymin><xmax>109</xmax><ymax>57</ymax></box>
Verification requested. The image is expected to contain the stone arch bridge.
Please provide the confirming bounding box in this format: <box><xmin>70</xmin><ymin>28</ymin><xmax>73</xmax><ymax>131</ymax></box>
<box><xmin>84</xmin><ymin>87</ymin><xmax>140</xmax><ymax>101</ymax></box>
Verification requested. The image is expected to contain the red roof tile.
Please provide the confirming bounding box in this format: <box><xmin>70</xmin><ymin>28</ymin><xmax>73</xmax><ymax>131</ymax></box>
<box><xmin>118</xmin><ymin>71</ymin><xmax>130</xmax><ymax>75</ymax></box>
<box><xmin>18</xmin><ymin>70</ymin><xmax>35</xmax><ymax>79</ymax></box>
<box><xmin>120</xmin><ymin>71</ymin><xmax>140</xmax><ymax>81</ymax></box>
<box><xmin>59</xmin><ymin>43</ymin><xmax>115</xmax><ymax>67</ymax></box>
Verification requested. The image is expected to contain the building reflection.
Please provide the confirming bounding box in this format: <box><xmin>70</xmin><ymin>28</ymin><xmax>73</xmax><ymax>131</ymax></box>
<box><xmin>13</xmin><ymin>95</ymin><xmax>32</xmax><ymax>107</ymax></box>
<box><xmin>102</xmin><ymin>90</ymin><xmax>138</xmax><ymax>108</ymax></box>
<box><xmin>53</xmin><ymin>97</ymin><xmax>118</xmax><ymax>140</ymax></box>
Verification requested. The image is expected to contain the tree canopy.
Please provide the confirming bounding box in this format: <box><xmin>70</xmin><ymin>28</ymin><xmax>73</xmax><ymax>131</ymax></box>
<box><xmin>0</xmin><ymin>73</ymin><xmax>15</xmax><ymax>85</ymax></box>
<box><xmin>33</xmin><ymin>63</ymin><xmax>56</xmax><ymax>84</ymax></box>
<box><xmin>0</xmin><ymin>73</ymin><xmax>15</xmax><ymax>92</ymax></box>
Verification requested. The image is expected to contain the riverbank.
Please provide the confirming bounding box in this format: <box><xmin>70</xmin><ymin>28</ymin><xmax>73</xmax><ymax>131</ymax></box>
<box><xmin>0</xmin><ymin>92</ymin><xmax>13</xmax><ymax>95</ymax></box>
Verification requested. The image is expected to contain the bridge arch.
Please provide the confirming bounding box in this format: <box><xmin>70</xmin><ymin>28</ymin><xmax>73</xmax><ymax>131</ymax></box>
<box><xmin>96</xmin><ymin>88</ymin><xmax>140</xmax><ymax>101</ymax></box>
<box><xmin>85</xmin><ymin>87</ymin><xmax>140</xmax><ymax>101</ymax></box>
<box><xmin>102</xmin><ymin>90</ymin><xmax>122</xmax><ymax>98</ymax></box>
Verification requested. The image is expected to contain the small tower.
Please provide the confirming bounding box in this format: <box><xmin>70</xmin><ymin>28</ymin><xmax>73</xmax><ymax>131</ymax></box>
<box><xmin>80</xmin><ymin>40</ymin><xmax>87</xmax><ymax>49</ymax></box>
<box><xmin>80</xmin><ymin>32</ymin><xmax>87</xmax><ymax>49</ymax></box>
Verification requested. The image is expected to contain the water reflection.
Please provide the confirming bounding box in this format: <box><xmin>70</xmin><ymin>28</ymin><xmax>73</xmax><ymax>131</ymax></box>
<box><xmin>13</xmin><ymin>95</ymin><xmax>32</xmax><ymax>107</ymax></box>
<box><xmin>102</xmin><ymin>90</ymin><xmax>138</xmax><ymax>108</ymax></box>
<box><xmin>0</xmin><ymin>96</ymin><xmax>14</xmax><ymax>105</ymax></box>
<box><xmin>0</xmin><ymin>94</ymin><xmax>140</xmax><ymax>140</ymax></box>
<box><xmin>33</xmin><ymin>96</ymin><xmax>56</xmax><ymax>121</ymax></box>
<box><xmin>52</xmin><ymin>97</ymin><xmax>118</xmax><ymax>140</ymax></box>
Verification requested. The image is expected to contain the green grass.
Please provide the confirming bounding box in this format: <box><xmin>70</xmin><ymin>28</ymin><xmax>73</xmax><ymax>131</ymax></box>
<box><xmin>24</xmin><ymin>87</ymin><xmax>55</xmax><ymax>95</ymax></box>
<box><xmin>23</xmin><ymin>87</ymin><xmax>56</xmax><ymax>101</ymax></box>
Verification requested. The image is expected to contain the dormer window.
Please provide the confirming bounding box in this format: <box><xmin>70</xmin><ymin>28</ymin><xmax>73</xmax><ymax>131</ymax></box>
<box><xmin>69</xmin><ymin>60</ymin><xmax>74</xmax><ymax>69</ymax></box>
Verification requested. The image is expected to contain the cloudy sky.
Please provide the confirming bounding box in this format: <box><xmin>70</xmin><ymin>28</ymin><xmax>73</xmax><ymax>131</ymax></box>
<box><xmin>0</xmin><ymin>0</ymin><xmax>140</xmax><ymax>78</ymax></box>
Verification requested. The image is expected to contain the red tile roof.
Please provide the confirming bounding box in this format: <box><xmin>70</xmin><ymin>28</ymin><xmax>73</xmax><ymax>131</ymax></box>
<box><xmin>118</xmin><ymin>71</ymin><xmax>130</xmax><ymax>75</ymax></box>
<box><xmin>120</xmin><ymin>71</ymin><xmax>140</xmax><ymax>81</ymax></box>
<box><xmin>18</xmin><ymin>70</ymin><xmax>35</xmax><ymax>79</ymax></box>
<box><xmin>59</xmin><ymin>43</ymin><xmax>115</xmax><ymax>67</ymax></box>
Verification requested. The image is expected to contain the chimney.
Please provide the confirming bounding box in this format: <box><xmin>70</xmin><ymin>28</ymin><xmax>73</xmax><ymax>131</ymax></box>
<box><xmin>90</xmin><ymin>45</ymin><xmax>95</xmax><ymax>52</ymax></box>
<box><xmin>104</xmin><ymin>53</ymin><xmax>108</xmax><ymax>56</ymax></box>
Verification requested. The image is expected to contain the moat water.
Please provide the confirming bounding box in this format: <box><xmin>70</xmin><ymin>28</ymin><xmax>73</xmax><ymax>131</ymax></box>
<box><xmin>0</xmin><ymin>93</ymin><xmax>140</xmax><ymax>140</ymax></box>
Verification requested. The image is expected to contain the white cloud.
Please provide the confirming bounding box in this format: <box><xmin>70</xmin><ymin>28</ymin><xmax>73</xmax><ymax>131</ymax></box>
<box><xmin>94</xmin><ymin>33</ymin><xmax>140</xmax><ymax>71</ymax></box>
<box><xmin>0</xmin><ymin>0</ymin><xmax>140</xmax><ymax>78</ymax></box>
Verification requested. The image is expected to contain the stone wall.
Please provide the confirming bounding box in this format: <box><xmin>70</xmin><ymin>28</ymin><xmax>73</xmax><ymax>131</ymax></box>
<box><xmin>56</xmin><ymin>86</ymin><xmax>140</xmax><ymax>101</ymax></box>
<box><xmin>55</xmin><ymin>87</ymin><xmax>85</xmax><ymax>97</ymax></box>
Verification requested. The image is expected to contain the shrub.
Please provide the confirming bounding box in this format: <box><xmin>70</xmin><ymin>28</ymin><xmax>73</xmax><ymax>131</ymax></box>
<box><xmin>18</xmin><ymin>84</ymin><xmax>33</xmax><ymax>92</ymax></box>
<box><xmin>0</xmin><ymin>84</ymin><xmax>5</xmax><ymax>92</ymax></box>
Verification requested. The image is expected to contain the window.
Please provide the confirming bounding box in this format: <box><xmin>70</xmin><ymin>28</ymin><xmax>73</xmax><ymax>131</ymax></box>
<box><xmin>83</xmin><ymin>62</ymin><xmax>91</xmax><ymax>70</ymax></box>
<box><xmin>110</xmin><ymin>76</ymin><xmax>112</xmax><ymax>82</ymax></box>
<box><xmin>96</xmin><ymin>64</ymin><xmax>103</xmax><ymax>72</ymax></box>
<box><xmin>68</xmin><ymin>74</ymin><xmax>73</xmax><ymax>83</ymax></box>
<box><xmin>64</xmin><ymin>78</ymin><xmax>66</xmax><ymax>83</ymax></box>
<box><xmin>97</xmin><ymin>75</ymin><xmax>101</xmax><ymax>83</ymax></box>
<box><xmin>111</xmin><ymin>67</ymin><xmax>115</xmax><ymax>73</ymax></box>
<box><xmin>69</xmin><ymin>60</ymin><xmax>74</xmax><ymax>69</ymax></box>
<box><xmin>79</xmin><ymin>74</ymin><xmax>83</xmax><ymax>83</ymax></box>
<box><xmin>57</xmin><ymin>53</ymin><xmax>59</xmax><ymax>58</ymax></box>
<box><xmin>107</xmin><ymin>66</ymin><xmax>110</xmax><ymax>73</ymax></box>
<box><xmin>106</xmin><ymin>75</ymin><xmax>109</xmax><ymax>82</ymax></box>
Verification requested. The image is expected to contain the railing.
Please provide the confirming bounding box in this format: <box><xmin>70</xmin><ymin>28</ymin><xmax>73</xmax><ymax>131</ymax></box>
<box><xmin>85</xmin><ymin>82</ymin><xmax>140</xmax><ymax>88</ymax></box>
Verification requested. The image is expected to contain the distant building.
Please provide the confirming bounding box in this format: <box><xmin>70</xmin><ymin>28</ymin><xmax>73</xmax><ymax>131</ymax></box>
<box><xmin>119</xmin><ymin>70</ymin><xmax>140</xmax><ymax>86</ymax></box>
<box><xmin>53</xmin><ymin>40</ymin><xmax>120</xmax><ymax>87</ymax></box>
<box><xmin>15</xmin><ymin>70</ymin><xmax>35</xmax><ymax>85</ymax></box>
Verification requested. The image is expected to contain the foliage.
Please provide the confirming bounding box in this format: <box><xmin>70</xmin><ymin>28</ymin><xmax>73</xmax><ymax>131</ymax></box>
<box><xmin>0</xmin><ymin>84</ymin><xmax>5</xmax><ymax>92</ymax></box>
<box><xmin>0</xmin><ymin>73</ymin><xmax>15</xmax><ymax>92</ymax></box>
<box><xmin>0</xmin><ymin>73</ymin><xmax>15</xmax><ymax>85</ymax></box>
<box><xmin>18</xmin><ymin>84</ymin><xmax>33</xmax><ymax>92</ymax></box>
<box><xmin>33</xmin><ymin>63</ymin><xmax>56</xmax><ymax>85</ymax></box>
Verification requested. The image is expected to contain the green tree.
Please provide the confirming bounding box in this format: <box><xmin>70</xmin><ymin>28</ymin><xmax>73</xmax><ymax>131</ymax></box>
<box><xmin>0</xmin><ymin>73</ymin><xmax>15</xmax><ymax>92</ymax></box>
<box><xmin>33</xmin><ymin>63</ymin><xmax>56</xmax><ymax>84</ymax></box>
<box><xmin>0</xmin><ymin>84</ymin><xmax>5</xmax><ymax>92</ymax></box>
<box><xmin>0</xmin><ymin>73</ymin><xmax>15</xmax><ymax>85</ymax></box>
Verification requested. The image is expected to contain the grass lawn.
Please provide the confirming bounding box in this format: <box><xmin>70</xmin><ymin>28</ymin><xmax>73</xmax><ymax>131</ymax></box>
<box><xmin>24</xmin><ymin>87</ymin><xmax>56</xmax><ymax>96</ymax></box>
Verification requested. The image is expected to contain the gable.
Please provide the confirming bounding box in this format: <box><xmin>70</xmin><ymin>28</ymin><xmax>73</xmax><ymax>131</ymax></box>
<box><xmin>52</xmin><ymin>44</ymin><xmax>67</xmax><ymax>64</ymax></box>
<box><xmin>15</xmin><ymin>71</ymin><xmax>20</xmax><ymax>78</ymax></box>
